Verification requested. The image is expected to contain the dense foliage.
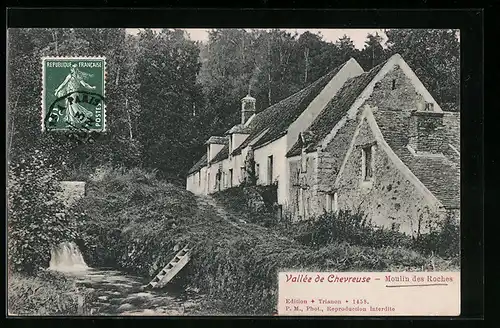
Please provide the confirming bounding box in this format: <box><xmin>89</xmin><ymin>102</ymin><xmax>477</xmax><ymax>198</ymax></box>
<box><xmin>212</xmin><ymin>186</ymin><xmax>461</xmax><ymax>260</ymax></box>
<box><xmin>8</xmin><ymin>271</ymin><xmax>94</xmax><ymax>315</ymax></box>
<box><xmin>8</xmin><ymin>151</ymin><xmax>76</xmax><ymax>274</ymax></box>
<box><xmin>69</xmin><ymin>166</ymin><xmax>200</xmax><ymax>275</ymax></box>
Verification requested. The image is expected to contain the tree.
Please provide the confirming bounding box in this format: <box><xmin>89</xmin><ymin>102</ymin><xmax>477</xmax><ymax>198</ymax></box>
<box><xmin>136</xmin><ymin>29</ymin><xmax>203</xmax><ymax>182</ymax></box>
<box><xmin>385</xmin><ymin>29</ymin><xmax>460</xmax><ymax>110</ymax></box>
<box><xmin>8</xmin><ymin>150</ymin><xmax>76</xmax><ymax>274</ymax></box>
<box><xmin>335</xmin><ymin>35</ymin><xmax>357</xmax><ymax>63</ymax></box>
<box><xmin>295</xmin><ymin>31</ymin><xmax>331</xmax><ymax>85</ymax></box>
<box><xmin>243</xmin><ymin>149</ymin><xmax>257</xmax><ymax>186</ymax></box>
<box><xmin>357</xmin><ymin>32</ymin><xmax>386</xmax><ymax>70</ymax></box>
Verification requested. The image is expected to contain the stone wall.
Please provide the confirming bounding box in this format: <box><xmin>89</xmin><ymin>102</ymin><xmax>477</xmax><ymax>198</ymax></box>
<box><xmin>365</xmin><ymin>63</ymin><xmax>425</xmax><ymax>112</ymax></box>
<box><xmin>286</xmin><ymin>117</ymin><xmax>359</xmax><ymax>221</ymax></box>
<box><xmin>443</xmin><ymin>112</ymin><xmax>460</xmax><ymax>148</ymax></box>
<box><xmin>409</xmin><ymin>111</ymin><xmax>445</xmax><ymax>154</ymax></box>
<box><xmin>442</xmin><ymin>112</ymin><xmax>460</xmax><ymax>164</ymax></box>
<box><xmin>334</xmin><ymin>119</ymin><xmax>444</xmax><ymax>237</ymax></box>
<box><xmin>287</xmin><ymin>152</ymin><xmax>319</xmax><ymax>222</ymax></box>
<box><xmin>319</xmin><ymin>118</ymin><xmax>359</xmax><ymax>192</ymax></box>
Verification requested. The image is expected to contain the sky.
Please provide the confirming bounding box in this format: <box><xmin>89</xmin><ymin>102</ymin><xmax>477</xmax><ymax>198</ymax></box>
<box><xmin>126</xmin><ymin>28</ymin><xmax>387</xmax><ymax>49</ymax></box>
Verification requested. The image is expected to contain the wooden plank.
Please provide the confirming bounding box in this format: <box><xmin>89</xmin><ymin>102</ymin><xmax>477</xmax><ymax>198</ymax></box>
<box><xmin>155</xmin><ymin>252</ymin><xmax>190</xmax><ymax>289</ymax></box>
<box><xmin>146</xmin><ymin>245</ymin><xmax>192</xmax><ymax>289</ymax></box>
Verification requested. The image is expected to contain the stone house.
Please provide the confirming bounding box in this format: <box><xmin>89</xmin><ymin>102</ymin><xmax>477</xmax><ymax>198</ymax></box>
<box><xmin>186</xmin><ymin>54</ymin><xmax>460</xmax><ymax>236</ymax></box>
<box><xmin>286</xmin><ymin>54</ymin><xmax>460</xmax><ymax>236</ymax></box>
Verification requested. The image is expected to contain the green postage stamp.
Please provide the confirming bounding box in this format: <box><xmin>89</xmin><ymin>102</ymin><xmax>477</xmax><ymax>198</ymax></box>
<box><xmin>42</xmin><ymin>57</ymin><xmax>106</xmax><ymax>132</ymax></box>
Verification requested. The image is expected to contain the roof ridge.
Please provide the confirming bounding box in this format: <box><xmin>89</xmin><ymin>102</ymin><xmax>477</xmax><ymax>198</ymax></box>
<box><xmin>255</xmin><ymin>62</ymin><xmax>343</xmax><ymax>116</ymax></box>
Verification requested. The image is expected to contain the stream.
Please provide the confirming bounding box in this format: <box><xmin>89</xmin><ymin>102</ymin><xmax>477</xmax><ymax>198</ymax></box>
<box><xmin>50</xmin><ymin>242</ymin><xmax>203</xmax><ymax>316</ymax></box>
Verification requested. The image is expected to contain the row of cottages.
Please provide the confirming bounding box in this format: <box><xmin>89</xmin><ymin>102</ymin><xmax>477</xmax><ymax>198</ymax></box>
<box><xmin>186</xmin><ymin>54</ymin><xmax>460</xmax><ymax>236</ymax></box>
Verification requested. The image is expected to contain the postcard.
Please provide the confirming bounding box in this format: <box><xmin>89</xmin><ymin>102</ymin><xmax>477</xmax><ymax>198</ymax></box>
<box><xmin>7</xmin><ymin>26</ymin><xmax>460</xmax><ymax>317</ymax></box>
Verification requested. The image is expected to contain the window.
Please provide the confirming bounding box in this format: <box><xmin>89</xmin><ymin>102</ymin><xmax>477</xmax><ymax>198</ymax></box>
<box><xmin>255</xmin><ymin>163</ymin><xmax>260</xmax><ymax>181</ymax></box>
<box><xmin>391</xmin><ymin>79</ymin><xmax>396</xmax><ymax>90</ymax></box>
<box><xmin>305</xmin><ymin>195</ymin><xmax>310</xmax><ymax>218</ymax></box>
<box><xmin>362</xmin><ymin>145</ymin><xmax>374</xmax><ymax>181</ymax></box>
<box><xmin>198</xmin><ymin>172</ymin><xmax>201</xmax><ymax>186</ymax></box>
<box><xmin>207</xmin><ymin>173</ymin><xmax>210</xmax><ymax>192</ymax></box>
<box><xmin>326</xmin><ymin>193</ymin><xmax>332</xmax><ymax>212</ymax></box>
<box><xmin>298</xmin><ymin>188</ymin><xmax>304</xmax><ymax>217</ymax></box>
<box><xmin>326</xmin><ymin>192</ymin><xmax>338</xmax><ymax>213</ymax></box>
<box><xmin>216</xmin><ymin>170</ymin><xmax>222</xmax><ymax>190</ymax></box>
<box><xmin>333</xmin><ymin>192</ymin><xmax>338</xmax><ymax>213</ymax></box>
<box><xmin>301</xmin><ymin>149</ymin><xmax>307</xmax><ymax>172</ymax></box>
<box><xmin>267</xmin><ymin>155</ymin><xmax>274</xmax><ymax>185</ymax></box>
<box><xmin>240</xmin><ymin>166</ymin><xmax>245</xmax><ymax>182</ymax></box>
<box><xmin>229</xmin><ymin>169</ymin><xmax>233</xmax><ymax>187</ymax></box>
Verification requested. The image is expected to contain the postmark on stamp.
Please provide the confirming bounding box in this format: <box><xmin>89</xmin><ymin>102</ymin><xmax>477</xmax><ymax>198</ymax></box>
<box><xmin>42</xmin><ymin>57</ymin><xmax>106</xmax><ymax>135</ymax></box>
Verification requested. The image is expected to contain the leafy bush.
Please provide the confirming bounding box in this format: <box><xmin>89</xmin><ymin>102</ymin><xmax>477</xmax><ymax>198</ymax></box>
<box><xmin>288</xmin><ymin>210</ymin><xmax>413</xmax><ymax>249</ymax></box>
<box><xmin>72</xmin><ymin>165</ymin><xmax>199</xmax><ymax>274</ymax></box>
<box><xmin>8</xmin><ymin>150</ymin><xmax>77</xmax><ymax>274</ymax></box>
<box><xmin>285</xmin><ymin>210</ymin><xmax>459</xmax><ymax>261</ymax></box>
<box><xmin>212</xmin><ymin>185</ymin><xmax>279</xmax><ymax>227</ymax></box>
<box><xmin>8</xmin><ymin>270</ymin><xmax>95</xmax><ymax>316</ymax></box>
<box><xmin>413</xmin><ymin>214</ymin><xmax>460</xmax><ymax>259</ymax></box>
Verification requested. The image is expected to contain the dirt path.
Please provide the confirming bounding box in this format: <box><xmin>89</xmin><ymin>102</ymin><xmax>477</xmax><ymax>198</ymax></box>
<box><xmin>195</xmin><ymin>194</ymin><xmax>292</xmax><ymax>243</ymax></box>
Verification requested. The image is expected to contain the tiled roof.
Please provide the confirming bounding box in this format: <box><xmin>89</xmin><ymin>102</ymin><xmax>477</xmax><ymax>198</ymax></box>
<box><xmin>374</xmin><ymin>109</ymin><xmax>460</xmax><ymax>209</ymax></box>
<box><xmin>206</xmin><ymin>136</ymin><xmax>229</xmax><ymax>145</ymax></box>
<box><xmin>231</xmin><ymin>61</ymin><xmax>349</xmax><ymax>155</ymax></box>
<box><xmin>287</xmin><ymin>61</ymin><xmax>386</xmax><ymax>157</ymax></box>
<box><xmin>226</xmin><ymin>124</ymin><xmax>252</xmax><ymax>134</ymax></box>
<box><xmin>188</xmin><ymin>59</ymin><xmax>358</xmax><ymax>174</ymax></box>
<box><xmin>286</xmin><ymin>139</ymin><xmax>303</xmax><ymax>158</ymax></box>
<box><xmin>187</xmin><ymin>153</ymin><xmax>207</xmax><ymax>175</ymax></box>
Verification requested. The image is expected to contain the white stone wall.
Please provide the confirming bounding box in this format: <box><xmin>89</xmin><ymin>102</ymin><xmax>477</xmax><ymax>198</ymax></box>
<box><xmin>253</xmin><ymin>135</ymin><xmax>288</xmax><ymax>204</ymax></box>
<box><xmin>187</xmin><ymin>166</ymin><xmax>208</xmax><ymax>195</ymax></box>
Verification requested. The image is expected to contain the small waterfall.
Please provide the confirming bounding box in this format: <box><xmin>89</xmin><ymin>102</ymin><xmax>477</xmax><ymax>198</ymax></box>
<box><xmin>49</xmin><ymin>241</ymin><xmax>89</xmax><ymax>272</ymax></box>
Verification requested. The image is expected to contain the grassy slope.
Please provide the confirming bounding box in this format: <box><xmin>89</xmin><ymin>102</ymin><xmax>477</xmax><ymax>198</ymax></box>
<box><xmin>74</xmin><ymin>168</ymin><xmax>458</xmax><ymax>315</ymax></box>
<box><xmin>8</xmin><ymin>270</ymin><xmax>95</xmax><ymax>316</ymax></box>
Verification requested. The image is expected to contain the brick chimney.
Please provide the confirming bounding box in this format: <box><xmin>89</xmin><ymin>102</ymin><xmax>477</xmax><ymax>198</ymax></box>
<box><xmin>241</xmin><ymin>94</ymin><xmax>256</xmax><ymax>125</ymax></box>
<box><xmin>408</xmin><ymin>102</ymin><xmax>445</xmax><ymax>154</ymax></box>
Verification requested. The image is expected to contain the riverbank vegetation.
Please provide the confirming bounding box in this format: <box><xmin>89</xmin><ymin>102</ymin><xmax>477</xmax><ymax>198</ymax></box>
<box><xmin>8</xmin><ymin>270</ymin><xmax>94</xmax><ymax>316</ymax></box>
<box><xmin>7</xmin><ymin>150</ymin><xmax>95</xmax><ymax>315</ymax></box>
<box><xmin>71</xmin><ymin>166</ymin><xmax>458</xmax><ymax>315</ymax></box>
